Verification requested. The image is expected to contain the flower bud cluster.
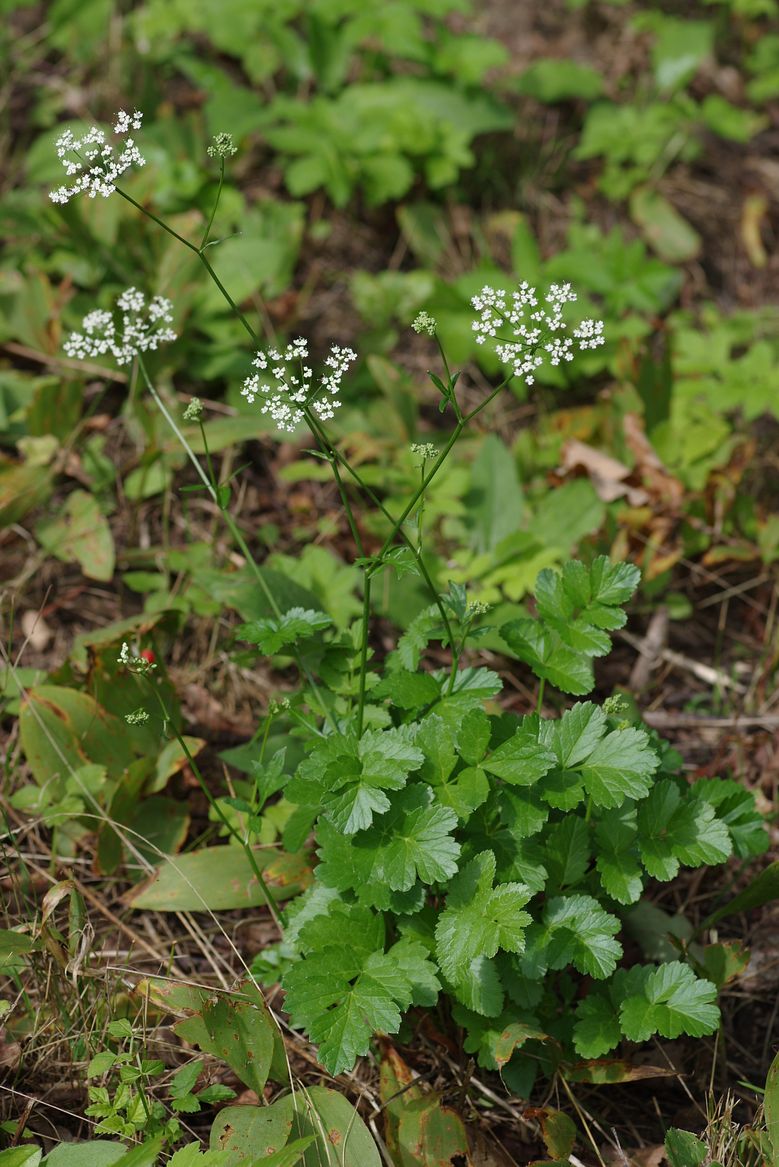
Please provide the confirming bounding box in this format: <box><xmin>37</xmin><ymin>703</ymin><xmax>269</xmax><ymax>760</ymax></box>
<box><xmin>49</xmin><ymin>110</ymin><xmax>145</xmax><ymax>205</ymax></box>
<box><xmin>471</xmin><ymin>282</ymin><xmax>605</xmax><ymax>386</ymax></box>
<box><xmin>241</xmin><ymin>338</ymin><xmax>357</xmax><ymax>432</ymax></box>
<box><xmin>64</xmin><ymin>287</ymin><xmax>177</xmax><ymax>366</ymax></box>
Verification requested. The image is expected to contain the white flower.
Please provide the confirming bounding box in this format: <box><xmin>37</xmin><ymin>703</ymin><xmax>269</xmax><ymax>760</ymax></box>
<box><xmin>470</xmin><ymin>282</ymin><xmax>604</xmax><ymax>386</ymax></box>
<box><xmin>240</xmin><ymin>338</ymin><xmax>357</xmax><ymax>432</ymax></box>
<box><xmin>117</xmin><ymin>642</ymin><xmax>156</xmax><ymax>674</ymax></box>
<box><xmin>49</xmin><ymin>110</ymin><xmax>146</xmax><ymax>205</ymax></box>
<box><xmin>64</xmin><ymin>287</ymin><xmax>177</xmax><ymax>366</ymax></box>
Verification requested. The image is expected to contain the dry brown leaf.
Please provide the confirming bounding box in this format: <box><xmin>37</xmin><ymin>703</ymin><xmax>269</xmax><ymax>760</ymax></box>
<box><xmin>559</xmin><ymin>439</ymin><xmax>649</xmax><ymax>505</ymax></box>
<box><xmin>623</xmin><ymin>414</ymin><xmax>684</xmax><ymax>510</ymax></box>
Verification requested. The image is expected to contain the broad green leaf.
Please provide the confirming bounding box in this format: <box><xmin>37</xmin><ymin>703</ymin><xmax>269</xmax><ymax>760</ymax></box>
<box><xmin>196</xmin><ymin>993</ymin><xmax>277</xmax><ymax>1095</ymax></box>
<box><xmin>289</xmin><ymin>726</ymin><xmax>424</xmax><ymax>834</ymax></box>
<box><xmin>316</xmin><ymin>785</ymin><xmax>460</xmax><ymax>905</ymax></box>
<box><xmin>465</xmin><ymin>434</ymin><xmax>524</xmax><ymax>554</ymax></box>
<box><xmin>435</xmin><ymin>851</ymin><xmax>531</xmax><ymax>984</ymax></box>
<box><xmin>126</xmin><ymin>845</ymin><xmax>311</xmax><ymax>910</ymax></box>
<box><xmin>500</xmin><ymin>618</ymin><xmax>594</xmax><ymax>695</ymax></box>
<box><xmin>631</xmin><ymin>187</ymin><xmax>701</xmax><ymax>264</ymax></box>
<box><xmin>579</xmin><ymin>726</ymin><xmax>659</xmax><ymax>809</ymax></box>
<box><xmin>664</xmin><ymin>1129</ymin><xmax>707</xmax><ymax>1167</ymax></box>
<box><xmin>595</xmin><ymin>811</ymin><xmax>643</xmax><ymax>905</ymax></box>
<box><xmin>545</xmin><ymin>817</ymin><xmax>591</xmax><ymax>890</ymax></box>
<box><xmin>619</xmin><ymin>962</ymin><xmax>719</xmax><ymax>1041</ymax></box>
<box><xmin>20</xmin><ymin>685</ymin><xmax>135</xmax><ymax>786</ymax></box>
<box><xmin>638</xmin><ymin>780</ymin><xmax>732</xmax><ymax>881</ymax></box>
<box><xmin>483</xmin><ymin>726</ymin><xmax>556</xmax><ymax>786</ymax></box>
<box><xmin>237</xmin><ymin>608</ymin><xmax>332</xmax><ymax>655</ymax></box>
<box><xmin>1</xmin><ymin>1151</ymin><xmax>43</xmax><ymax>1167</ymax></box>
<box><xmin>210</xmin><ymin>1096</ymin><xmax>295</xmax><ymax>1160</ymax></box>
<box><xmin>376</xmin><ymin>669</ymin><xmax>440</xmax><ymax>710</ymax></box>
<box><xmin>543</xmin><ymin>895</ymin><xmax>622</xmax><ymax>979</ymax></box>
<box><xmin>516</xmin><ymin>58</ymin><xmax>604</xmax><ymax>102</ymax></box>
<box><xmin>282</xmin><ymin>948</ymin><xmax>412</xmax><ymax>1074</ymax></box>
<box><xmin>457</xmin><ymin>708</ymin><xmax>492</xmax><ymax>766</ymax></box>
<box><xmin>690</xmin><ymin>778</ymin><xmax>768</xmax><ymax>858</ymax></box>
<box><xmin>573</xmin><ymin>994</ymin><xmax>622</xmax><ymax>1058</ymax></box>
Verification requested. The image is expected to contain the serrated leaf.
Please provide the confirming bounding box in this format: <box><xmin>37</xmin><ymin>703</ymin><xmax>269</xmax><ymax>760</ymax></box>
<box><xmin>665</xmin><ymin>1128</ymin><xmax>708</xmax><ymax>1167</ymax></box>
<box><xmin>375</xmin><ymin>669</ymin><xmax>440</xmax><ymax>710</ymax></box>
<box><xmin>620</xmin><ymin>962</ymin><xmax>719</xmax><ymax>1042</ymax></box>
<box><xmin>500</xmin><ymin>617</ymin><xmax>594</xmax><ymax>696</ymax></box>
<box><xmin>483</xmin><ymin>725</ymin><xmax>556</xmax><ymax>786</ymax></box>
<box><xmin>289</xmin><ymin>726</ymin><xmax>424</xmax><ymax>834</ymax></box>
<box><xmin>456</xmin><ymin>708</ymin><xmax>492</xmax><ymax>766</ymax></box>
<box><xmin>595</xmin><ymin>811</ymin><xmax>643</xmax><ymax>905</ymax></box>
<box><xmin>316</xmin><ymin>785</ymin><xmax>460</xmax><ymax>905</ymax></box>
<box><xmin>574</xmin><ymin>994</ymin><xmax>622</xmax><ymax>1058</ymax></box>
<box><xmin>238</xmin><ymin>607</ymin><xmax>332</xmax><ymax>655</ymax></box>
<box><xmin>545</xmin><ymin>817</ymin><xmax>591</xmax><ymax>890</ymax></box>
<box><xmin>435</xmin><ymin>851</ymin><xmax>531</xmax><ymax>985</ymax></box>
<box><xmin>282</xmin><ymin>948</ymin><xmax>413</xmax><ymax>1075</ymax></box>
<box><xmin>543</xmin><ymin>895</ymin><xmax>622</xmax><ymax>979</ymax></box>
<box><xmin>690</xmin><ymin>778</ymin><xmax>768</xmax><ymax>858</ymax></box>
<box><xmin>579</xmin><ymin>726</ymin><xmax>659</xmax><ymax>809</ymax></box>
<box><xmin>638</xmin><ymin>780</ymin><xmax>732</xmax><ymax>881</ymax></box>
<box><xmin>535</xmin><ymin>557</ymin><xmax>639</xmax><ymax>654</ymax></box>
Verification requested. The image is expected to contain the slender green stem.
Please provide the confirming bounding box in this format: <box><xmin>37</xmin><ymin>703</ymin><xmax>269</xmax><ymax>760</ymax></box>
<box><xmin>537</xmin><ymin>677</ymin><xmax>546</xmax><ymax>714</ymax></box>
<box><xmin>200</xmin><ymin>159</ymin><xmax>225</xmax><ymax>251</ymax></box>
<box><xmin>116</xmin><ymin>187</ymin><xmax>199</xmax><ymax>253</ymax></box>
<box><xmin>116</xmin><ymin>185</ymin><xmax>258</xmax><ymax>343</ymax></box>
<box><xmin>136</xmin><ymin>359</ymin><xmax>337</xmax><ymax>727</ymax></box>
<box><xmin>356</xmin><ymin>575</ymin><xmax>372</xmax><ymax>737</ymax></box>
<box><xmin>198</xmin><ymin>417</ymin><xmax>218</xmax><ymax>498</ymax></box>
<box><xmin>198</xmin><ymin>251</ymin><xmax>257</xmax><ymax>342</ymax></box>
<box><xmin>303</xmin><ymin>411</ymin><xmax>457</xmax><ymax>689</ymax></box>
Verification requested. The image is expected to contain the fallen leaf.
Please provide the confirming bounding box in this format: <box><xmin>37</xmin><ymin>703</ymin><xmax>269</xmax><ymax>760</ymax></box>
<box><xmin>559</xmin><ymin>439</ymin><xmax>649</xmax><ymax>505</ymax></box>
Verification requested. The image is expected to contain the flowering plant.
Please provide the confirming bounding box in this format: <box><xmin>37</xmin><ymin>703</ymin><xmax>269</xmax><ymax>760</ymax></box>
<box><xmin>51</xmin><ymin>108</ymin><xmax>766</xmax><ymax>1095</ymax></box>
<box><xmin>49</xmin><ymin>110</ymin><xmax>145</xmax><ymax>204</ymax></box>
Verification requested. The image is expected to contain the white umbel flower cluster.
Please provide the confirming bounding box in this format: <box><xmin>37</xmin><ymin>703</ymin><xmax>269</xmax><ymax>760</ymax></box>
<box><xmin>49</xmin><ymin>110</ymin><xmax>145</xmax><ymax>205</ymax></box>
<box><xmin>241</xmin><ymin>338</ymin><xmax>357</xmax><ymax>432</ymax></box>
<box><xmin>64</xmin><ymin>287</ymin><xmax>177</xmax><ymax>366</ymax></box>
<box><xmin>471</xmin><ymin>282</ymin><xmax>605</xmax><ymax>386</ymax></box>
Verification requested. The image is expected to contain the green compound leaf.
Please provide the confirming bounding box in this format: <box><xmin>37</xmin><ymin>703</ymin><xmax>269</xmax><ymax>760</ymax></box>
<box><xmin>543</xmin><ymin>895</ymin><xmax>623</xmax><ymax>979</ymax></box>
<box><xmin>595</xmin><ymin>810</ymin><xmax>644</xmax><ymax>905</ymax></box>
<box><xmin>501</xmin><ymin>558</ymin><xmax>639</xmax><ymax>695</ymax></box>
<box><xmin>237</xmin><ymin>607</ymin><xmax>332</xmax><ymax>655</ymax></box>
<box><xmin>500</xmin><ymin>617</ymin><xmax>595</xmax><ymax>695</ymax></box>
<box><xmin>538</xmin><ymin>703</ymin><xmax>659</xmax><ymax>811</ymax></box>
<box><xmin>535</xmin><ymin>557</ymin><xmax>639</xmax><ymax>655</ymax></box>
<box><xmin>316</xmin><ymin>785</ymin><xmax>460</xmax><ymax>906</ymax></box>
<box><xmin>483</xmin><ymin>724</ymin><xmax>556</xmax><ymax>786</ymax></box>
<box><xmin>435</xmin><ymin>851</ymin><xmax>531</xmax><ymax>986</ymax></box>
<box><xmin>282</xmin><ymin>928</ymin><xmax>439</xmax><ymax>1075</ymax></box>
<box><xmin>690</xmin><ymin>778</ymin><xmax>769</xmax><ymax>858</ymax></box>
<box><xmin>288</xmin><ymin>725</ymin><xmax>424</xmax><ymax>834</ymax></box>
<box><xmin>579</xmin><ymin>725</ymin><xmax>659</xmax><ymax>809</ymax></box>
<box><xmin>619</xmin><ymin>962</ymin><xmax>719</xmax><ymax>1042</ymax></box>
<box><xmin>375</xmin><ymin>668</ymin><xmax>441</xmax><ymax>710</ymax></box>
<box><xmin>573</xmin><ymin>994</ymin><xmax>623</xmax><ymax>1058</ymax></box>
<box><xmin>638</xmin><ymin>780</ymin><xmax>733</xmax><ymax>881</ymax></box>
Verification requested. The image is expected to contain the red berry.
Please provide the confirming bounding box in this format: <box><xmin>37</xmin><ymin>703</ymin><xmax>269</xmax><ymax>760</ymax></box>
<box><xmin>140</xmin><ymin>648</ymin><xmax>156</xmax><ymax>664</ymax></box>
